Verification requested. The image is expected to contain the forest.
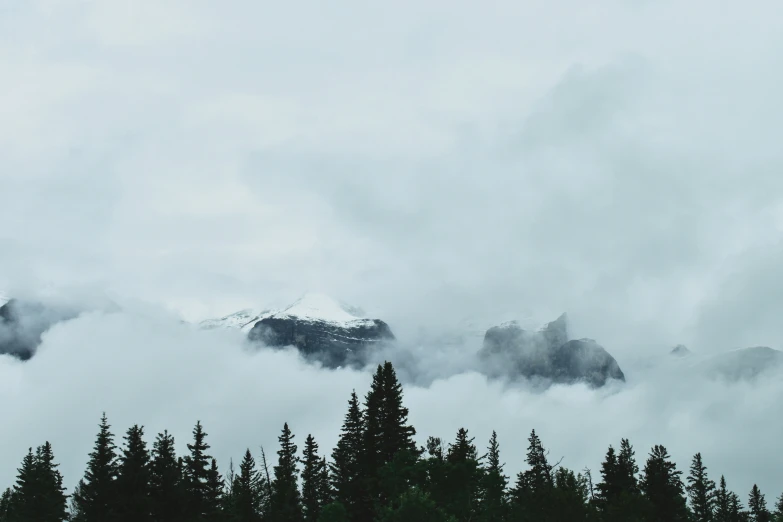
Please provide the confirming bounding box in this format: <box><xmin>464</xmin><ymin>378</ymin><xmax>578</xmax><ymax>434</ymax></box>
<box><xmin>0</xmin><ymin>361</ymin><xmax>780</xmax><ymax>522</ymax></box>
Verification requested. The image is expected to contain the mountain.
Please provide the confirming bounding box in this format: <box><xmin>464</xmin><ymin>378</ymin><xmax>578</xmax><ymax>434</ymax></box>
<box><xmin>700</xmin><ymin>346</ymin><xmax>783</xmax><ymax>381</ymax></box>
<box><xmin>0</xmin><ymin>298</ymin><xmax>81</xmax><ymax>359</ymax></box>
<box><xmin>203</xmin><ymin>293</ymin><xmax>396</xmax><ymax>368</ymax></box>
<box><xmin>478</xmin><ymin>313</ymin><xmax>625</xmax><ymax>387</ymax></box>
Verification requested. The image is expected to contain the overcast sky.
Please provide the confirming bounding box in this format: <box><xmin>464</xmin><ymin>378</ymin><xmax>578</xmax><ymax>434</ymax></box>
<box><xmin>1</xmin><ymin>0</ymin><xmax>782</xmax><ymax>505</ymax></box>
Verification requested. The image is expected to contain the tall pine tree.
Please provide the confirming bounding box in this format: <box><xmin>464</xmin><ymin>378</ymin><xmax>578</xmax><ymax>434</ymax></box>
<box><xmin>149</xmin><ymin>430</ymin><xmax>184</xmax><ymax>522</ymax></box>
<box><xmin>184</xmin><ymin>421</ymin><xmax>214</xmax><ymax>521</ymax></box>
<box><xmin>330</xmin><ymin>391</ymin><xmax>365</xmax><ymax>521</ymax></box>
<box><xmin>116</xmin><ymin>424</ymin><xmax>151</xmax><ymax>522</ymax></box>
<box><xmin>640</xmin><ymin>445</ymin><xmax>688</xmax><ymax>522</ymax></box>
<box><xmin>232</xmin><ymin>449</ymin><xmax>263</xmax><ymax>522</ymax></box>
<box><xmin>204</xmin><ymin>458</ymin><xmax>225</xmax><ymax>521</ymax></box>
<box><xmin>479</xmin><ymin>431</ymin><xmax>508</xmax><ymax>522</ymax></box>
<box><xmin>270</xmin><ymin>423</ymin><xmax>302</xmax><ymax>522</ymax></box>
<box><xmin>687</xmin><ymin>452</ymin><xmax>716</xmax><ymax>522</ymax></box>
<box><xmin>35</xmin><ymin>442</ymin><xmax>69</xmax><ymax>522</ymax></box>
<box><xmin>72</xmin><ymin>412</ymin><xmax>120</xmax><ymax>522</ymax></box>
<box><xmin>749</xmin><ymin>484</ymin><xmax>771</xmax><ymax>522</ymax></box>
<box><xmin>302</xmin><ymin>435</ymin><xmax>328</xmax><ymax>522</ymax></box>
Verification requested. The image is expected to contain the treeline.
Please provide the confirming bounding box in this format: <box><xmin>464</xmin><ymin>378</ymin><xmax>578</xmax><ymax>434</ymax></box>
<box><xmin>1</xmin><ymin>361</ymin><xmax>781</xmax><ymax>521</ymax></box>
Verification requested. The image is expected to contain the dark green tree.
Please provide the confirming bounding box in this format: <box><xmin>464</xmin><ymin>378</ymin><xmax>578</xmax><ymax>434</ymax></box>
<box><xmin>318</xmin><ymin>502</ymin><xmax>348</xmax><ymax>522</ymax></box>
<box><xmin>749</xmin><ymin>485</ymin><xmax>771</xmax><ymax>522</ymax></box>
<box><xmin>34</xmin><ymin>442</ymin><xmax>69</xmax><ymax>522</ymax></box>
<box><xmin>330</xmin><ymin>391</ymin><xmax>365</xmax><ymax>521</ymax></box>
<box><xmin>377</xmin><ymin>488</ymin><xmax>454</xmax><ymax>522</ymax></box>
<box><xmin>441</xmin><ymin>428</ymin><xmax>482</xmax><ymax>522</ymax></box>
<box><xmin>302</xmin><ymin>435</ymin><xmax>328</xmax><ymax>522</ymax></box>
<box><xmin>183</xmin><ymin>421</ymin><xmax>217</xmax><ymax>520</ymax></box>
<box><xmin>774</xmin><ymin>494</ymin><xmax>783</xmax><ymax>522</ymax></box>
<box><xmin>715</xmin><ymin>476</ymin><xmax>732</xmax><ymax>522</ymax></box>
<box><xmin>10</xmin><ymin>449</ymin><xmax>37</xmax><ymax>521</ymax></box>
<box><xmin>204</xmin><ymin>458</ymin><xmax>225</xmax><ymax>521</ymax></box>
<box><xmin>509</xmin><ymin>430</ymin><xmax>554</xmax><ymax>521</ymax></box>
<box><xmin>687</xmin><ymin>453</ymin><xmax>716</xmax><ymax>522</ymax></box>
<box><xmin>640</xmin><ymin>445</ymin><xmax>688</xmax><ymax>522</ymax></box>
<box><xmin>72</xmin><ymin>412</ymin><xmax>120</xmax><ymax>522</ymax></box>
<box><xmin>479</xmin><ymin>431</ymin><xmax>508</xmax><ymax>522</ymax></box>
<box><xmin>116</xmin><ymin>425</ymin><xmax>151</xmax><ymax>522</ymax></box>
<box><xmin>149</xmin><ymin>430</ymin><xmax>184</xmax><ymax>521</ymax></box>
<box><xmin>270</xmin><ymin>423</ymin><xmax>302</xmax><ymax>522</ymax></box>
<box><xmin>232</xmin><ymin>449</ymin><xmax>263</xmax><ymax>522</ymax></box>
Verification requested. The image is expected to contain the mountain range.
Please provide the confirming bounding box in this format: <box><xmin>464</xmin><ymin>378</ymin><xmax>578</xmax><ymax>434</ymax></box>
<box><xmin>2</xmin><ymin>291</ymin><xmax>781</xmax><ymax>387</ymax></box>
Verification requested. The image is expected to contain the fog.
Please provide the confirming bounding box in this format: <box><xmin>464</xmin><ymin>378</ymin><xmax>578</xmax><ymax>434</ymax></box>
<box><xmin>1</xmin><ymin>0</ymin><xmax>783</xmax><ymax>506</ymax></box>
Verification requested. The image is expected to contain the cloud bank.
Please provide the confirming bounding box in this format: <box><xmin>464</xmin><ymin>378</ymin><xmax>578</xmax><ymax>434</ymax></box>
<box><xmin>1</xmin><ymin>0</ymin><xmax>782</xmax><ymax>508</ymax></box>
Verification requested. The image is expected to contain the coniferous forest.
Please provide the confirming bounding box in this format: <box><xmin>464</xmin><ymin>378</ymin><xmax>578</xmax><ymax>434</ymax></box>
<box><xmin>2</xmin><ymin>362</ymin><xmax>781</xmax><ymax>522</ymax></box>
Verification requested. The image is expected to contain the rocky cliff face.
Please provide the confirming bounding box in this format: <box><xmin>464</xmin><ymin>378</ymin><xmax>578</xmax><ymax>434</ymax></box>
<box><xmin>206</xmin><ymin>293</ymin><xmax>396</xmax><ymax>369</ymax></box>
<box><xmin>0</xmin><ymin>299</ymin><xmax>80</xmax><ymax>359</ymax></box>
<box><xmin>478</xmin><ymin>313</ymin><xmax>625</xmax><ymax>387</ymax></box>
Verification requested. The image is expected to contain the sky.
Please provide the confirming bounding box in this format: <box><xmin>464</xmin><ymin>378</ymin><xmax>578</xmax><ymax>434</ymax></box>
<box><xmin>1</xmin><ymin>0</ymin><xmax>783</xmax><ymax>505</ymax></box>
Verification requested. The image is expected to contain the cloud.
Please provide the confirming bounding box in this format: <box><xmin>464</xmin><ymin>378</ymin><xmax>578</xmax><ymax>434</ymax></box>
<box><xmin>1</xmin><ymin>310</ymin><xmax>781</xmax><ymax>502</ymax></box>
<box><xmin>1</xmin><ymin>0</ymin><xmax>783</xmax><ymax>508</ymax></box>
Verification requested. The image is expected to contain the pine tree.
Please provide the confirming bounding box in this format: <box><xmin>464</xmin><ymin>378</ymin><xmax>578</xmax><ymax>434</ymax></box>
<box><xmin>204</xmin><ymin>458</ymin><xmax>225</xmax><ymax>521</ymax></box>
<box><xmin>271</xmin><ymin>423</ymin><xmax>303</xmax><ymax>522</ymax></box>
<box><xmin>729</xmin><ymin>491</ymin><xmax>745</xmax><ymax>522</ymax></box>
<box><xmin>715</xmin><ymin>476</ymin><xmax>732</xmax><ymax>522</ymax></box>
<box><xmin>617</xmin><ymin>439</ymin><xmax>640</xmax><ymax>495</ymax></box>
<box><xmin>11</xmin><ymin>448</ymin><xmax>38</xmax><ymax>521</ymax></box>
<box><xmin>640</xmin><ymin>445</ymin><xmax>688</xmax><ymax>522</ymax></box>
<box><xmin>330</xmin><ymin>391</ymin><xmax>366</xmax><ymax>521</ymax></box>
<box><xmin>302</xmin><ymin>435</ymin><xmax>328</xmax><ymax>522</ymax></box>
<box><xmin>149</xmin><ymin>430</ymin><xmax>183</xmax><ymax>522</ymax></box>
<box><xmin>35</xmin><ymin>441</ymin><xmax>69</xmax><ymax>522</ymax></box>
<box><xmin>72</xmin><ymin>412</ymin><xmax>120</xmax><ymax>522</ymax></box>
<box><xmin>232</xmin><ymin>449</ymin><xmax>263</xmax><ymax>522</ymax></box>
<box><xmin>774</xmin><ymin>494</ymin><xmax>783</xmax><ymax>522</ymax></box>
<box><xmin>116</xmin><ymin>425</ymin><xmax>151</xmax><ymax>522</ymax></box>
<box><xmin>687</xmin><ymin>453</ymin><xmax>716</xmax><ymax>522</ymax></box>
<box><xmin>442</xmin><ymin>428</ymin><xmax>482</xmax><ymax>522</ymax></box>
<box><xmin>479</xmin><ymin>431</ymin><xmax>508</xmax><ymax>522</ymax></box>
<box><xmin>184</xmin><ymin>421</ymin><xmax>214</xmax><ymax>521</ymax></box>
<box><xmin>749</xmin><ymin>484</ymin><xmax>771</xmax><ymax>522</ymax></box>
<box><xmin>510</xmin><ymin>430</ymin><xmax>554</xmax><ymax>521</ymax></box>
<box><xmin>552</xmin><ymin>467</ymin><xmax>590</xmax><ymax>521</ymax></box>
<box><xmin>0</xmin><ymin>488</ymin><xmax>12</xmax><ymax>522</ymax></box>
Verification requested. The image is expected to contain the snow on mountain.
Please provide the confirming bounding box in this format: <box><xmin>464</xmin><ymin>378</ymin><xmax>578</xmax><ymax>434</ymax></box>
<box><xmin>198</xmin><ymin>292</ymin><xmax>376</xmax><ymax>332</ymax></box>
<box><xmin>0</xmin><ymin>292</ymin><xmax>9</xmax><ymax>308</ymax></box>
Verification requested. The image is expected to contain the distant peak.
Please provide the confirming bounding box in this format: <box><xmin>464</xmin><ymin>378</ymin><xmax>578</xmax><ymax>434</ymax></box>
<box><xmin>670</xmin><ymin>344</ymin><xmax>691</xmax><ymax>357</ymax></box>
<box><xmin>276</xmin><ymin>292</ymin><xmax>366</xmax><ymax>323</ymax></box>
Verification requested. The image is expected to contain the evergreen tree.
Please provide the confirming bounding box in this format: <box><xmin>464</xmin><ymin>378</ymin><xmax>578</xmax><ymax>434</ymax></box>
<box><xmin>232</xmin><ymin>449</ymin><xmax>263</xmax><ymax>522</ymax></box>
<box><xmin>204</xmin><ymin>458</ymin><xmax>225</xmax><ymax>521</ymax></box>
<box><xmin>0</xmin><ymin>488</ymin><xmax>12</xmax><ymax>522</ymax></box>
<box><xmin>72</xmin><ymin>412</ymin><xmax>120</xmax><ymax>522</ymax></box>
<box><xmin>509</xmin><ymin>430</ymin><xmax>554</xmax><ymax>521</ymax></box>
<box><xmin>687</xmin><ymin>452</ymin><xmax>716</xmax><ymax>522</ymax></box>
<box><xmin>749</xmin><ymin>485</ymin><xmax>771</xmax><ymax>522</ymax></box>
<box><xmin>640</xmin><ymin>445</ymin><xmax>688</xmax><ymax>522</ymax></box>
<box><xmin>479</xmin><ymin>431</ymin><xmax>508</xmax><ymax>522</ymax></box>
<box><xmin>596</xmin><ymin>445</ymin><xmax>619</xmax><ymax>507</ymax></box>
<box><xmin>318</xmin><ymin>502</ymin><xmax>348</xmax><ymax>522</ymax></box>
<box><xmin>377</xmin><ymin>488</ymin><xmax>453</xmax><ymax>522</ymax></box>
<box><xmin>552</xmin><ymin>467</ymin><xmax>590</xmax><ymax>521</ymax></box>
<box><xmin>330</xmin><ymin>391</ymin><xmax>365</xmax><ymax>521</ymax></box>
<box><xmin>441</xmin><ymin>428</ymin><xmax>482</xmax><ymax>522</ymax></box>
<box><xmin>302</xmin><ymin>435</ymin><xmax>328</xmax><ymax>522</ymax></box>
<box><xmin>715</xmin><ymin>476</ymin><xmax>732</xmax><ymax>522</ymax></box>
<box><xmin>11</xmin><ymin>449</ymin><xmax>38</xmax><ymax>521</ymax></box>
<box><xmin>184</xmin><ymin>421</ymin><xmax>214</xmax><ymax>521</ymax></box>
<box><xmin>617</xmin><ymin>439</ymin><xmax>640</xmax><ymax>496</ymax></box>
<box><xmin>774</xmin><ymin>494</ymin><xmax>783</xmax><ymax>522</ymax></box>
<box><xmin>729</xmin><ymin>491</ymin><xmax>745</xmax><ymax>522</ymax></box>
<box><xmin>270</xmin><ymin>423</ymin><xmax>302</xmax><ymax>522</ymax></box>
<box><xmin>35</xmin><ymin>442</ymin><xmax>69</xmax><ymax>522</ymax></box>
<box><xmin>149</xmin><ymin>430</ymin><xmax>183</xmax><ymax>522</ymax></box>
<box><xmin>116</xmin><ymin>425</ymin><xmax>151</xmax><ymax>522</ymax></box>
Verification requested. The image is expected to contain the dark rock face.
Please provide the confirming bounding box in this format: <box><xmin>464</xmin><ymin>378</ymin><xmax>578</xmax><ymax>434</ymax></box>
<box><xmin>248</xmin><ymin>316</ymin><xmax>395</xmax><ymax>368</ymax></box>
<box><xmin>0</xmin><ymin>299</ymin><xmax>79</xmax><ymax>360</ymax></box>
<box><xmin>670</xmin><ymin>344</ymin><xmax>692</xmax><ymax>357</ymax></box>
<box><xmin>478</xmin><ymin>314</ymin><xmax>625</xmax><ymax>387</ymax></box>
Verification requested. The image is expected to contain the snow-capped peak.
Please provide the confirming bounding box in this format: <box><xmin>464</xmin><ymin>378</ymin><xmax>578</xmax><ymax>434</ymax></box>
<box><xmin>276</xmin><ymin>292</ymin><xmax>365</xmax><ymax>324</ymax></box>
<box><xmin>0</xmin><ymin>291</ymin><xmax>10</xmax><ymax>308</ymax></box>
<box><xmin>198</xmin><ymin>292</ymin><xmax>374</xmax><ymax>332</ymax></box>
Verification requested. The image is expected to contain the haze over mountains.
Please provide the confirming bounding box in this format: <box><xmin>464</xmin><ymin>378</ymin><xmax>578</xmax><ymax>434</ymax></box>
<box><xmin>3</xmin><ymin>290</ymin><xmax>781</xmax><ymax>389</ymax></box>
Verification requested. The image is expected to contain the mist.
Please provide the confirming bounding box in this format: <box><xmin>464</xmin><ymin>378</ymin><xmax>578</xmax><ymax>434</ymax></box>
<box><xmin>1</xmin><ymin>0</ymin><xmax>783</xmax><ymax>510</ymax></box>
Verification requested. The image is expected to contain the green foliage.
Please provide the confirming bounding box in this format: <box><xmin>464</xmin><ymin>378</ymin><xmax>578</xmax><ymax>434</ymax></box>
<box><xmin>184</xmin><ymin>421</ymin><xmax>214</xmax><ymax>521</ymax></box>
<box><xmin>270</xmin><ymin>423</ymin><xmax>303</xmax><ymax>522</ymax></box>
<box><xmin>302</xmin><ymin>435</ymin><xmax>329</xmax><ymax>522</ymax></box>
<box><xmin>479</xmin><ymin>431</ymin><xmax>508</xmax><ymax>522</ymax></box>
<box><xmin>749</xmin><ymin>484</ymin><xmax>772</xmax><ymax>522</ymax></box>
<box><xmin>318</xmin><ymin>502</ymin><xmax>348</xmax><ymax>522</ymax></box>
<box><xmin>377</xmin><ymin>488</ymin><xmax>454</xmax><ymax>522</ymax></box>
<box><xmin>230</xmin><ymin>449</ymin><xmax>264</xmax><ymax>522</ymax></box>
<box><xmin>150</xmin><ymin>430</ymin><xmax>184</xmax><ymax>521</ymax></box>
<box><xmin>116</xmin><ymin>425</ymin><xmax>151</xmax><ymax>522</ymax></box>
<box><xmin>330</xmin><ymin>391</ymin><xmax>366</xmax><ymax>521</ymax></box>
<box><xmin>72</xmin><ymin>412</ymin><xmax>120</xmax><ymax>522</ymax></box>
<box><xmin>640</xmin><ymin>445</ymin><xmax>689</xmax><ymax>522</ymax></box>
<box><xmin>687</xmin><ymin>453</ymin><xmax>716</xmax><ymax>522</ymax></box>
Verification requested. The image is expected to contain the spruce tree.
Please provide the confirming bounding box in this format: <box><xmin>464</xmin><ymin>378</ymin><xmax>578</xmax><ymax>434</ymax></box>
<box><xmin>72</xmin><ymin>412</ymin><xmax>120</xmax><ymax>522</ymax></box>
<box><xmin>204</xmin><ymin>458</ymin><xmax>225</xmax><ymax>521</ymax></box>
<box><xmin>11</xmin><ymin>449</ymin><xmax>38</xmax><ymax>521</ymax></box>
<box><xmin>715</xmin><ymin>476</ymin><xmax>732</xmax><ymax>522</ymax></box>
<box><xmin>0</xmin><ymin>488</ymin><xmax>12</xmax><ymax>522</ymax></box>
<box><xmin>149</xmin><ymin>430</ymin><xmax>183</xmax><ymax>522</ymax></box>
<box><xmin>35</xmin><ymin>442</ymin><xmax>69</xmax><ymax>522</ymax></box>
<box><xmin>271</xmin><ymin>423</ymin><xmax>303</xmax><ymax>522</ymax></box>
<box><xmin>510</xmin><ymin>430</ymin><xmax>553</xmax><ymax>521</ymax></box>
<box><xmin>232</xmin><ymin>449</ymin><xmax>263</xmax><ymax>522</ymax></box>
<box><xmin>330</xmin><ymin>391</ymin><xmax>365</xmax><ymax>521</ymax></box>
<box><xmin>443</xmin><ymin>428</ymin><xmax>482</xmax><ymax>522</ymax></box>
<box><xmin>302</xmin><ymin>435</ymin><xmax>328</xmax><ymax>522</ymax></box>
<box><xmin>617</xmin><ymin>439</ymin><xmax>640</xmax><ymax>496</ymax></box>
<box><xmin>749</xmin><ymin>484</ymin><xmax>771</xmax><ymax>522</ymax></box>
<box><xmin>184</xmin><ymin>421</ymin><xmax>214</xmax><ymax>520</ymax></box>
<box><xmin>479</xmin><ymin>431</ymin><xmax>508</xmax><ymax>522</ymax></box>
<box><xmin>597</xmin><ymin>445</ymin><xmax>619</xmax><ymax>507</ymax></box>
<box><xmin>640</xmin><ymin>445</ymin><xmax>688</xmax><ymax>522</ymax></box>
<box><xmin>774</xmin><ymin>494</ymin><xmax>783</xmax><ymax>522</ymax></box>
<box><xmin>116</xmin><ymin>425</ymin><xmax>151</xmax><ymax>522</ymax></box>
<box><xmin>729</xmin><ymin>491</ymin><xmax>745</xmax><ymax>522</ymax></box>
<box><xmin>687</xmin><ymin>453</ymin><xmax>716</xmax><ymax>522</ymax></box>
